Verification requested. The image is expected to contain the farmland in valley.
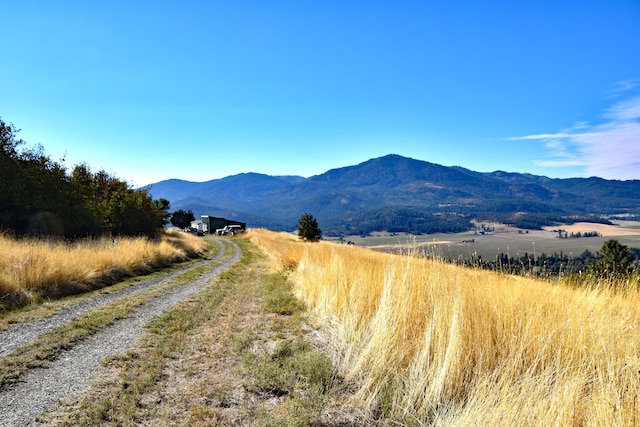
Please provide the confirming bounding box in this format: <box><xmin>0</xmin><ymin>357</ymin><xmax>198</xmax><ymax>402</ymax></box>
<box><xmin>339</xmin><ymin>220</ymin><xmax>640</xmax><ymax>262</ymax></box>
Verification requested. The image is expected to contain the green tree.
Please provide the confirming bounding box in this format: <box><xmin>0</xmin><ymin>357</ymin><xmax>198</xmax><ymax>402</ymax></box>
<box><xmin>170</xmin><ymin>209</ymin><xmax>195</xmax><ymax>229</ymax></box>
<box><xmin>1</xmin><ymin>118</ymin><xmax>35</xmax><ymax>231</ymax></box>
<box><xmin>297</xmin><ymin>213</ymin><xmax>322</xmax><ymax>242</ymax></box>
<box><xmin>0</xmin><ymin>118</ymin><xmax>167</xmax><ymax>238</ymax></box>
<box><xmin>591</xmin><ymin>239</ymin><xmax>634</xmax><ymax>278</ymax></box>
<box><xmin>0</xmin><ymin>118</ymin><xmax>80</xmax><ymax>236</ymax></box>
<box><xmin>84</xmin><ymin>169</ymin><xmax>161</xmax><ymax>236</ymax></box>
<box><xmin>68</xmin><ymin>164</ymin><xmax>102</xmax><ymax>235</ymax></box>
<box><xmin>153</xmin><ymin>198</ymin><xmax>172</xmax><ymax>226</ymax></box>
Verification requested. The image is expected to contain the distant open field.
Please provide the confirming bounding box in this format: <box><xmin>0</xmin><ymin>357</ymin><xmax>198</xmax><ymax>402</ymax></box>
<box><xmin>336</xmin><ymin>221</ymin><xmax>640</xmax><ymax>260</ymax></box>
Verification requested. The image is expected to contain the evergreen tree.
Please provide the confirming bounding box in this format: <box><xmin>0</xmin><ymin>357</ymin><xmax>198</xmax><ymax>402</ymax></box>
<box><xmin>591</xmin><ymin>239</ymin><xmax>634</xmax><ymax>278</ymax></box>
<box><xmin>297</xmin><ymin>213</ymin><xmax>322</xmax><ymax>241</ymax></box>
<box><xmin>153</xmin><ymin>198</ymin><xmax>172</xmax><ymax>226</ymax></box>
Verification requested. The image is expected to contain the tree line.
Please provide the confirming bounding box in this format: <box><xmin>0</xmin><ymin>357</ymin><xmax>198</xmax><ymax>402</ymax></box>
<box><xmin>437</xmin><ymin>239</ymin><xmax>639</xmax><ymax>281</ymax></box>
<box><xmin>0</xmin><ymin>118</ymin><xmax>169</xmax><ymax>238</ymax></box>
<box><xmin>323</xmin><ymin>207</ymin><xmax>472</xmax><ymax>236</ymax></box>
<box><xmin>470</xmin><ymin>211</ymin><xmax>613</xmax><ymax>231</ymax></box>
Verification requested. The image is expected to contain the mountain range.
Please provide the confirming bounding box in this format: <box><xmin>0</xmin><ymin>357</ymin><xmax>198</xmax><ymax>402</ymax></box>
<box><xmin>147</xmin><ymin>154</ymin><xmax>640</xmax><ymax>236</ymax></box>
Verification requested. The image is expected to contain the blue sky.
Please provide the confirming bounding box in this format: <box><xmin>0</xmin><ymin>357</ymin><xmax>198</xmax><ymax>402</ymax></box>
<box><xmin>1</xmin><ymin>1</ymin><xmax>639</xmax><ymax>186</ymax></box>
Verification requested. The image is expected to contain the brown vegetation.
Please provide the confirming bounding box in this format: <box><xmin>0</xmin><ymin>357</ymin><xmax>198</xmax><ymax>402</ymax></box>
<box><xmin>0</xmin><ymin>231</ymin><xmax>209</xmax><ymax>310</ymax></box>
<box><xmin>44</xmin><ymin>238</ymin><xmax>352</xmax><ymax>426</ymax></box>
<box><xmin>250</xmin><ymin>228</ymin><xmax>640</xmax><ymax>425</ymax></box>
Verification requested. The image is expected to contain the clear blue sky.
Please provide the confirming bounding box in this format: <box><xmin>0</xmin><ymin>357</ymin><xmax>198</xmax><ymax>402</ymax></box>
<box><xmin>2</xmin><ymin>1</ymin><xmax>639</xmax><ymax>186</ymax></box>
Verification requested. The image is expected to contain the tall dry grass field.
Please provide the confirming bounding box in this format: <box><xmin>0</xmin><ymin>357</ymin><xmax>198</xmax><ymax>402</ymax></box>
<box><xmin>0</xmin><ymin>231</ymin><xmax>209</xmax><ymax>309</ymax></box>
<box><xmin>248</xmin><ymin>229</ymin><xmax>308</xmax><ymax>270</ymax></box>
<box><xmin>250</xmin><ymin>229</ymin><xmax>640</xmax><ymax>426</ymax></box>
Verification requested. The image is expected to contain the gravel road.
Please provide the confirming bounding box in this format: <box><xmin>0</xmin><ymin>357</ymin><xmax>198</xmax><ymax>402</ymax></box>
<box><xmin>0</xmin><ymin>238</ymin><xmax>241</xmax><ymax>427</ymax></box>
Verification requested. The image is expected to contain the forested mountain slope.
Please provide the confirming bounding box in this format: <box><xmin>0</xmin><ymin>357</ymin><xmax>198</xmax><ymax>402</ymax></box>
<box><xmin>148</xmin><ymin>154</ymin><xmax>640</xmax><ymax>235</ymax></box>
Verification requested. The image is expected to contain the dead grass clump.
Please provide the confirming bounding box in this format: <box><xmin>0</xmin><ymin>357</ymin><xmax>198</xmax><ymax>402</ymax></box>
<box><xmin>0</xmin><ymin>276</ymin><xmax>30</xmax><ymax>310</ymax></box>
<box><xmin>0</xmin><ymin>231</ymin><xmax>209</xmax><ymax>310</ymax></box>
<box><xmin>246</xmin><ymin>229</ymin><xmax>306</xmax><ymax>271</ymax></box>
<box><xmin>162</xmin><ymin>230</ymin><xmax>210</xmax><ymax>258</ymax></box>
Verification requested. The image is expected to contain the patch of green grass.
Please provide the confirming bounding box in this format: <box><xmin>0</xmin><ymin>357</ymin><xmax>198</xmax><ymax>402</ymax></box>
<box><xmin>246</xmin><ymin>340</ymin><xmax>337</xmax><ymax>396</ymax></box>
<box><xmin>231</xmin><ymin>329</ymin><xmax>256</xmax><ymax>354</ymax></box>
<box><xmin>264</xmin><ymin>273</ymin><xmax>303</xmax><ymax>315</ymax></box>
<box><xmin>237</xmin><ymin>238</ymin><xmax>254</xmax><ymax>265</ymax></box>
<box><xmin>241</xmin><ymin>339</ymin><xmax>340</xmax><ymax>426</ymax></box>
<box><xmin>234</xmin><ymin>270</ymin><xmax>341</xmax><ymax>426</ymax></box>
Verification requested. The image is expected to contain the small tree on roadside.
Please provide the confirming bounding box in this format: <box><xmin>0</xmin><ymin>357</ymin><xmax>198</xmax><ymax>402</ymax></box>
<box><xmin>170</xmin><ymin>209</ymin><xmax>195</xmax><ymax>230</ymax></box>
<box><xmin>297</xmin><ymin>213</ymin><xmax>322</xmax><ymax>242</ymax></box>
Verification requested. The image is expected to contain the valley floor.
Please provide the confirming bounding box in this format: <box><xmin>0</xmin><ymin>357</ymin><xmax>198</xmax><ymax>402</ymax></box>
<box><xmin>339</xmin><ymin>220</ymin><xmax>640</xmax><ymax>261</ymax></box>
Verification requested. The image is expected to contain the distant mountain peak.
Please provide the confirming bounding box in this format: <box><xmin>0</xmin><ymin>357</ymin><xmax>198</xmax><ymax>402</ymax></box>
<box><xmin>147</xmin><ymin>154</ymin><xmax>640</xmax><ymax>234</ymax></box>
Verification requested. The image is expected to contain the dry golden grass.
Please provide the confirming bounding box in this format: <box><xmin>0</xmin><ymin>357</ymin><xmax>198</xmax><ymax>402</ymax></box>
<box><xmin>249</xmin><ymin>228</ymin><xmax>640</xmax><ymax>426</ymax></box>
<box><xmin>247</xmin><ymin>229</ymin><xmax>306</xmax><ymax>270</ymax></box>
<box><xmin>0</xmin><ymin>231</ymin><xmax>209</xmax><ymax>309</ymax></box>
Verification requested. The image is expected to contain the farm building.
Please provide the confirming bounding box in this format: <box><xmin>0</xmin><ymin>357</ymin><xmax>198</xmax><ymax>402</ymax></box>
<box><xmin>200</xmin><ymin>215</ymin><xmax>246</xmax><ymax>234</ymax></box>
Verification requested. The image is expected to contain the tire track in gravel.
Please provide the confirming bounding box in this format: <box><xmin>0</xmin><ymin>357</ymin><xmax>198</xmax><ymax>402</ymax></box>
<box><xmin>0</xmin><ymin>239</ymin><xmax>241</xmax><ymax>427</ymax></box>
<box><xmin>0</xmin><ymin>239</ymin><xmax>226</xmax><ymax>357</ymax></box>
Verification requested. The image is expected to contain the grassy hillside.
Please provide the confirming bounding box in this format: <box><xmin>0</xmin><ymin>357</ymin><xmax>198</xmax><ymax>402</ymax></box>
<box><xmin>250</xmin><ymin>229</ymin><xmax>640</xmax><ymax>425</ymax></box>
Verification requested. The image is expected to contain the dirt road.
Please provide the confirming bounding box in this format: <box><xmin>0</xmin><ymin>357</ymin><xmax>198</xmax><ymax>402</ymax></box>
<box><xmin>0</xmin><ymin>238</ymin><xmax>241</xmax><ymax>427</ymax></box>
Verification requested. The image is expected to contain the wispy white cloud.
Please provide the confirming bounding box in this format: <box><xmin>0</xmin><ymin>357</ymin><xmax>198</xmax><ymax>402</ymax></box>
<box><xmin>507</xmin><ymin>133</ymin><xmax>576</xmax><ymax>140</ymax></box>
<box><xmin>605</xmin><ymin>78</ymin><xmax>640</xmax><ymax>97</ymax></box>
<box><xmin>509</xmin><ymin>83</ymin><xmax>640</xmax><ymax>180</ymax></box>
<box><xmin>535</xmin><ymin>160</ymin><xmax>585</xmax><ymax>167</ymax></box>
<box><xmin>604</xmin><ymin>96</ymin><xmax>640</xmax><ymax>121</ymax></box>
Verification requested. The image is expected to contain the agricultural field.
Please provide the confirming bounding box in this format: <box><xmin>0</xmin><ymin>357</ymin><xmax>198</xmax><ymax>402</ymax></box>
<box><xmin>338</xmin><ymin>220</ymin><xmax>640</xmax><ymax>261</ymax></box>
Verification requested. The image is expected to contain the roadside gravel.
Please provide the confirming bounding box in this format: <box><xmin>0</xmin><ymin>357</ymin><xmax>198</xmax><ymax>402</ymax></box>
<box><xmin>0</xmin><ymin>238</ymin><xmax>241</xmax><ymax>427</ymax></box>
